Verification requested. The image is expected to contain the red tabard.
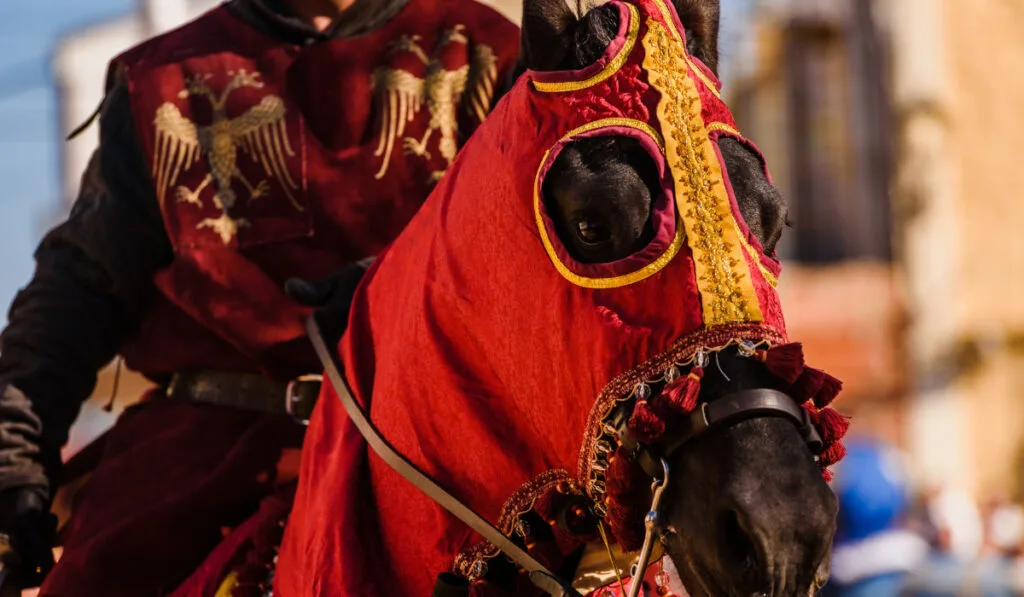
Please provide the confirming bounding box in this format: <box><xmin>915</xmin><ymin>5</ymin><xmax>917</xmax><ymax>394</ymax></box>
<box><xmin>114</xmin><ymin>0</ymin><xmax>519</xmax><ymax>381</ymax></box>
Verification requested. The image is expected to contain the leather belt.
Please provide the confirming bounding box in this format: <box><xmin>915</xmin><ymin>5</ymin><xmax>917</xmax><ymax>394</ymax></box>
<box><xmin>166</xmin><ymin>370</ymin><xmax>322</xmax><ymax>424</ymax></box>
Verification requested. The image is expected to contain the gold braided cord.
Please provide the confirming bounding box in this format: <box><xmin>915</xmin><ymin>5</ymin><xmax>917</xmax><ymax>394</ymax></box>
<box><xmin>533</xmin><ymin>4</ymin><xmax>641</xmax><ymax>93</ymax></box>
<box><xmin>598</xmin><ymin>521</ymin><xmax>628</xmax><ymax>594</ymax></box>
<box><xmin>705</xmin><ymin>121</ymin><xmax>740</xmax><ymax>136</ymax></box>
<box><xmin>705</xmin><ymin>121</ymin><xmax>779</xmax><ymax>289</ymax></box>
<box><xmin>734</xmin><ymin>220</ymin><xmax>780</xmax><ymax>288</ymax></box>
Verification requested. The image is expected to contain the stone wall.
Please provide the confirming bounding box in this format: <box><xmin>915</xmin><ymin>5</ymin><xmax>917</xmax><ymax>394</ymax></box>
<box><xmin>945</xmin><ymin>0</ymin><xmax>1024</xmax><ymax>498</ymax></box>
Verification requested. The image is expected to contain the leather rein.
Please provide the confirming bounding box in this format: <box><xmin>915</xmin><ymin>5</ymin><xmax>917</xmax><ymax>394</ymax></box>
<box><xmin>307</xmin><ymin>318</ymin><xmax>823</xmax><ymax>597</ymax></box>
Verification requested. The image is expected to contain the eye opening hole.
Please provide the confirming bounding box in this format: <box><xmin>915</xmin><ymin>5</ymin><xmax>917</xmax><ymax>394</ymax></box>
<box><xmin>540</xmin><ymin>134</ymin><xmax>665</xmax><ymax>265</ymax></box>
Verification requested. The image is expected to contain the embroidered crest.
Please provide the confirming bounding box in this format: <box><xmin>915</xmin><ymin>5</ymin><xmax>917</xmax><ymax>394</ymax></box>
<box><xmin>152</xmin><ymin>69</ymin><xmax>301</xmax><ymax>244</ymax></box>
<box><xmin>372</xmin><ymin>26</ymin><xmax>499</xmax><ymax>182</ymax></box>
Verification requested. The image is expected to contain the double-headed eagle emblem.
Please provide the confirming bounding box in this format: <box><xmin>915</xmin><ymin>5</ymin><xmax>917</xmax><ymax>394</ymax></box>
<box><xmin>372</xmin><ymin>25</ymin><xmax>499</xmax><ymax>181</ymax></box>
<box><xmin>152</xmin><ymin>69</ymin><xmax>300</xmax><ymax>244</ymax></box>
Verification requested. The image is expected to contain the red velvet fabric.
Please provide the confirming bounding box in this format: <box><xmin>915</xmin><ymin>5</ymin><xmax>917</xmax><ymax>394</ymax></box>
<box><xmin>278</xmin><ymin>1</ymin><xmax>844</xmax><ymax>595</ymax></box>
<box><xmin>40</xmin><ymin>393</ymin><xmax>303</xmax><ymax>597</ymax></box>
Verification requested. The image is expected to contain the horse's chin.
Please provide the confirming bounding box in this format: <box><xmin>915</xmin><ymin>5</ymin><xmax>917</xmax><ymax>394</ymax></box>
<box><xmin>663</xmin><ymin>547</ymin><xmax>721</xmax><ymax>597</ymax></box>
<box><xmin>665</xmin><ymin>545</ymin><xmax>831</xmax><ymax>597</ymax></box>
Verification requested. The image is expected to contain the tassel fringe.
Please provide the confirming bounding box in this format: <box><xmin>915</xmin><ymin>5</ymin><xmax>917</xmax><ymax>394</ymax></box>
<box><xmin>792</xmin><ymin>367</ymin><xmax>825</xmax><ymax>401</ymax></box>
<box><xmin>664</xmin><ymin>367</ymin><xmax>703</xmax><ymax>414</ymax></box>
<box><xmin>628</xmin><ymin>400</ymin><xmax>665</xmax><ymax>444</ymax></box>
<box><xmin>817</xmin><ymin>407</ymin><xmax>850</xmax><ymax>445</ymax></box>
<box><xmin>604</xmin><ymin>448</ymin><xmax>648</xmax><ymax>551</ymax></box>
<box><xmin>757</xmin><ymin>342</ymin><xmax>805</xmax><ymax>384</ymax></box>
<box><xmin>813</xmin><ymin>373</ymin><xmax>843</xmax><ymax>409</ymax></box>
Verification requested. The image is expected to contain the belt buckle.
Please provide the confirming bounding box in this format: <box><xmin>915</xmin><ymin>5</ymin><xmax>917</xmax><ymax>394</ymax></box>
<box><xmin>285</xmin><ymin>374</ymin><xmax>322</xmax><ymax>425</ymax></box>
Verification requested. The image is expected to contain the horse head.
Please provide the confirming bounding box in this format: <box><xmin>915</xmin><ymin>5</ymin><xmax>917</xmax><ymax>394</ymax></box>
<box><xmin>518</xmin><ymin>1</ymin><xmax>839</xmax><ymax>593</ymax></box>
<box><xmin>281</xmin><ymin>2</ymin><xmax>846</xmax><ymax>595</ymax></box>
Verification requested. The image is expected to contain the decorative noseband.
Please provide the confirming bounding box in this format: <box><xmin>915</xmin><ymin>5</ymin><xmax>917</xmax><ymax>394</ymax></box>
<box><xmin>614</xmin><ymin>388</ymin><xmax>823</xmax><ymax>481</ymax></box>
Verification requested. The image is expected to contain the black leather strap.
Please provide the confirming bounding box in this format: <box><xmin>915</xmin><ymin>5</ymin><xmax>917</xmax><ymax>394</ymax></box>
<box><xmin>166</xmin><ymin>370</ymin><xmax>320</xmax><ymax>422</ymax></box>
<box><xmin>626</xmin><ymin>389</ymin><xmax>821</xmax><ymax>480</ymax></box>
<box><xmin>666</xmin><ymin>388</ymin><xmax>822</xmax><ymax>455</ymax></box>
<box><xmin>307</xmin><ymin>318</ymin><xmax>583</xmax><ymax>597</ymax></box>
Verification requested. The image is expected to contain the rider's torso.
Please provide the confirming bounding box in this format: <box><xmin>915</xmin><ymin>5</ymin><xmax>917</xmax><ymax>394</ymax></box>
<box><xmin>114</xmin><ymin>0</ymin><xmax>519</xmax><ymax>379</ymax></box>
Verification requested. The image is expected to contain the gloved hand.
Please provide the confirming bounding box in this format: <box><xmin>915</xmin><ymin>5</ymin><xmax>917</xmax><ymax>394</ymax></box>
<box><xmin>284</xmin><ymin>256</ymin><xmax>376</xmax><ymax>348</ymax></box>
<box><xmin>0</xmin><ymin>487</ymin><xmax>57</xmax><ymax>590</ymax></box>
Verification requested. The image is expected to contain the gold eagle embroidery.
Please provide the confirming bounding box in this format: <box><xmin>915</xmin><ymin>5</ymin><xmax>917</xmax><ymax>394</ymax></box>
<box><xmin>372</xmin><ymin>26</ymin><xmax>499</xmax><ymax>181</ymax></box>
<box><xmin>152</xmin><ymin>69</ymin><xmax>301</xmax><ymax>244</ymax></box>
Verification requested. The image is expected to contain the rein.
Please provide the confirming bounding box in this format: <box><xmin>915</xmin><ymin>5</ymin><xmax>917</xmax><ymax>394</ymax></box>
<box><xmin>307</xmin><ymin>318</ymin><xmax>822</xmax><ymax>596</ymax></box>
<box><xmin>308</xmin><ymin>318</ymin><xmax>584</xmax><ymax>597</ymax></box>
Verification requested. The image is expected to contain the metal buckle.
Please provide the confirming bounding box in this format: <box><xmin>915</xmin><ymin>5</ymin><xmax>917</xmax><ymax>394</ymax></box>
<box><xmin>285</xmin><ymin>374</ymin><xmax>323</xmax><ymax>425</ymax></box>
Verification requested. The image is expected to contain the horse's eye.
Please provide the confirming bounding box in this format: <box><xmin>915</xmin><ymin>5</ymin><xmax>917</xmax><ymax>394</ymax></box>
<box><xmin>576</xmin><ymin>219</ymin><xmax>611</xmax><ymax>245</ymax></box>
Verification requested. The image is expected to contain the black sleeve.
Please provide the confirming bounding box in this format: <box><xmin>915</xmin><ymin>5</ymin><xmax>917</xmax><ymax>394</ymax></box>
<box><xmin>0</xmin><ymin>74</ymin><xmax>173</xmax><ymax>500</ymax></box>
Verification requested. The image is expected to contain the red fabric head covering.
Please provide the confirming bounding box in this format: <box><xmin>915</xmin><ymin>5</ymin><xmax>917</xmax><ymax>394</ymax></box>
<box><xmin>277</xmin><ymin>1</ymin><xmax>847</xmax><ymax>594</ymax></box>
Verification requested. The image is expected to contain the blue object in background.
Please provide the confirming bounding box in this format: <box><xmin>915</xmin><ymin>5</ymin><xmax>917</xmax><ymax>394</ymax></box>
<box><xmin>825</xmin><ymin>437</ymin><xmax>929</xmax><ymax>596</ymax></box>
<box><xmin>831</xmin><ymin>437</ymin><xmax>911</xmax><ymax>542</ymax></box>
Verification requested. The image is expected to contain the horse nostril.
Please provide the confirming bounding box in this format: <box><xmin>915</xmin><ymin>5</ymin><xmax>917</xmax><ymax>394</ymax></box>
<box><xmin>718</xmin><ymin>510</ymin><xmax>768</xmax><ymax>588</ymax></box>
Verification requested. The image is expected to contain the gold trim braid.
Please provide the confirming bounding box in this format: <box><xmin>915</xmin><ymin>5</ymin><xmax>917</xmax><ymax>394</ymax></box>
<box><xmin>642</xmin><ymin>18</ymin><xmax>763</xmax><ymax>326</ymax></box>
<box><xmin>706</xmin><ymin>121</ymin><xmax>779</xmax><ymax>288</ymax></box>
<box><xmin>452</xmin><ymin>469</ymin><xmax>577</xmax><ymax>580</ymax></box>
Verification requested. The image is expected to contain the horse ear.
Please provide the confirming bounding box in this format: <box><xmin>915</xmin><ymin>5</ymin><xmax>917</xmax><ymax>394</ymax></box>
<box><xmin>671</xmin><ymin>0</ymin><xmax>721</xmax><ymax>74</ymax></box>
<box><xmin>521</xmin><ymin>0</ymin><xmax>580</xmax><ymax>71</ymax></box>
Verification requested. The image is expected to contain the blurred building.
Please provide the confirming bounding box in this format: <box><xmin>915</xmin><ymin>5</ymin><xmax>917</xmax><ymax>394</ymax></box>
<box><xmin>732</xmin><ymin>0</ymin><xmax>1024</xmax><ymax>500</ymax></box>
<box><xmin>729</xmin><ymin>0</ymin><xmax>903</xmax><ymax>439</ymax></box>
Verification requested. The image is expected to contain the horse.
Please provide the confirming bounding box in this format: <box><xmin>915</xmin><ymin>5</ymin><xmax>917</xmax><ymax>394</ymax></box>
<box><xmin>272</xmin><ymin>0</ymin><xmax>847</xmax><ymax>595</ymax></box>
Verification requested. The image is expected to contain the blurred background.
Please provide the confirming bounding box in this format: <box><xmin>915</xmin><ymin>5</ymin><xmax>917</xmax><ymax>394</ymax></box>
<box><xmin>1</xmin><ymin>0</ymin><xmax>1023</xmax><ymax>594</ymax></box>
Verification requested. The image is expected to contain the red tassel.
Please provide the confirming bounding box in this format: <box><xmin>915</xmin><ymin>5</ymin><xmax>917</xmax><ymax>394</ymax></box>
<box><xmin>791</xmin><ymin>367</ymin><xmax>825</xmax><ymax>402</ymax></box>
<box><xmin>813</xmin><ymin>373</ymin><xmax>844</xmax><ymax>409</ymax></box>
<box><xmin>604</xmin><ymin>448</ymin><xmax>648</xmax><ymax>551</ymax></box>
<box><xmin>801</xmin><ymin>401</ymin><xmax>821</xmax><ymax>425</ymax></box>
<box><xmin>820</xmin><ymin>441</ymin><xmax>847</xmax><ymax>468</ymax></box>
<box><xmin>664</xmin><ymin>367</ymin><xmax>703</xmax><ymax>414</ymax></box>
<box><xmin>817</xmin><ymin>407</ymin><xmax>851</xmax><ymax>445</ymax></box>
<box><xmin>628</xmin><ymin>400</ymin><xmax>666</xmax><ymax>443</ymax></box>
<box><xmin>756</xmin><ymin>343</ymin><xmax>805</xmax><ymax>384</ymax></box>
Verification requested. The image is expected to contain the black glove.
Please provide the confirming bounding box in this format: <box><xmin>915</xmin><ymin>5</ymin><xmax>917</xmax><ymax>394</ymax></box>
<box><xmin>0</xmin><ymin>487</ymin><xmax>57</xmax><ymax>589</ymax></box>
<box><xmin>285</xmin><ymin>257</ymin><xmax>375</xmax><ymax>348</ymax></box>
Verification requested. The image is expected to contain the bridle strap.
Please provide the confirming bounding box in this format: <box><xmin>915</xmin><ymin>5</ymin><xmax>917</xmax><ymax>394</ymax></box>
<box><xmin>667</xmin><ymin>388</ymin><xmax>822</xmax><ymax>455</ymax></box>
<box><xmin>307</xmin><ymin>318</ymin><xmax>584</xmax><ymax>597</ymax></box>
<box><xmin>627</xmin><ymin>388</ymin><xmax>822</xmax><ymax>480</ymax></box>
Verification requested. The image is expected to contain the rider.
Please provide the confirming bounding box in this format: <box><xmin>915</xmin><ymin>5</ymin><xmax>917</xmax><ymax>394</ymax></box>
<box><xmin>0</xmin><ymin>0</ymin><xmax>518</xmax><ymax>593</ymax></box>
